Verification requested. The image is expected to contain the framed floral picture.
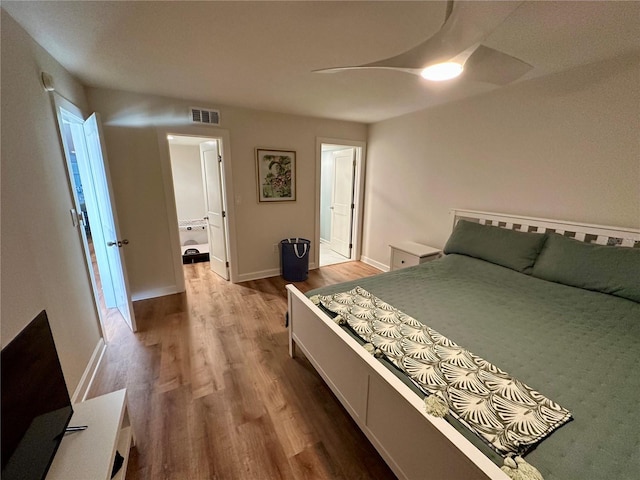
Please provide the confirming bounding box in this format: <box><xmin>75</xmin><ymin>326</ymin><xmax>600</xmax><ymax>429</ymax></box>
<box><xmin>256</xmin><ymin>149</ymin><xmax>296</xmax><ymax>202</ymax></box>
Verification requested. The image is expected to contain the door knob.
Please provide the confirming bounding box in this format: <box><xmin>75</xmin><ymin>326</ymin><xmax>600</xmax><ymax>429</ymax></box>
<box><xmin>109</xmin><ymin>239</ymin><xmax>129</xmax><ymax>247</ymax></box>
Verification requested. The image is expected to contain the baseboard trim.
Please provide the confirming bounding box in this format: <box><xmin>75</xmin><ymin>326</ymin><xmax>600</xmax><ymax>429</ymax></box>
<box><xmin>131</xmin><ymin>285</ymin><xmax>181</xmax><ymax>301</ymax></box>
<box><xmin>360</xmin><ymin>255</ymin><xmax>389</xmax><ymax>272</ymax></box>
<box><xmin>71</xmin><ymin>338</ymin><xmax>106</xmax><ymax>404</ymax></box>
<box><xmin>235</xmin><ymin>262</ymin><xmax>318</xmax><ymax>283</ymax></box>
<box><xmin>236</xmin><ymin>268</ymin><xmax>281</xmax><ymax>283</ymax></box>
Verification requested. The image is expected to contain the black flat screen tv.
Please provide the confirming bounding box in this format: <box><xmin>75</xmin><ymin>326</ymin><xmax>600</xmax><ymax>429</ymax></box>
<box><xmin>1</xmin><ymin>310</ymin><xmax>74</xmax><ymax>480</ymax></box>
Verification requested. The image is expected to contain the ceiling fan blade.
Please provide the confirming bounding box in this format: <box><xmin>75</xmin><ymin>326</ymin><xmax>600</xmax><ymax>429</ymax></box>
<box><xmin>464</xmin><ymin>45</ymin><xmax>533</xmax><ymax>85</ymax></box>
<box><xmin>314</xmin><ymin>44</ymin><xmax>533</xmax><ymax>85</ymax></box>
<box><xmin>312</xmin><ymin>65</ymin><xmax>421</xmax><ymax>75</ymax></box>
<box><xmin>316</xmin><ymin>1</ymin><xmax>523</xmax><ymax>72</ymax></box>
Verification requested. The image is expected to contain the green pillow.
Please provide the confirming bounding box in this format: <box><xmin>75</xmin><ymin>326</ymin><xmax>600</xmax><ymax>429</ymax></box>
<box><xmin>532</xmin><ymin>233</ymin><xmax>640</xmax><ymax>303</ymax></box>
<box><xmin>443</xmin><ymin>220</ymin><xmax>546</xmax><ymax>274</ymax></box>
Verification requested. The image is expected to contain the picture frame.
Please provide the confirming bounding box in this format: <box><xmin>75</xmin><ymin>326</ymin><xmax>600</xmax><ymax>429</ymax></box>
<box><xmin>256</xmin><ymin>148</ymin><xmax>296</xmax><ymax>202</ymax></box>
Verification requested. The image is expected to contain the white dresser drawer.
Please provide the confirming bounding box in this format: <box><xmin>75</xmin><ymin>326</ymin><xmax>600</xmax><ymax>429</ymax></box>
<box><xmin>391</xmin><ymin>249</ymin><xmax>420</xmax><ymax>269</ymax></box>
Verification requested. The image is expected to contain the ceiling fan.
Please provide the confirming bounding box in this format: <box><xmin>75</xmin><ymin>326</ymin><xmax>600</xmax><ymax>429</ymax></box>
<box><xmin>314</xmin><ymin>1</ymin><xmax>532</xmax><ymax>85</ymax></box>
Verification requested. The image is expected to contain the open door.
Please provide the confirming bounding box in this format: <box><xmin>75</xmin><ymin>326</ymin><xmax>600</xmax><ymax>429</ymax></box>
<box><xmin>200</xmin><ymin>141</ymin><xmax>229</xmax><ymax>280</ymax></box>
<box><xmin>330</xmin><ymin>148</ymin><xmax>356</xmax><ymax>258</ymax></box>
<box><xmin>81</xmin><ymin>114</ymin><xmax>137</xmax><ymax>331</ymax></box>
<box><xmin>68</xmin><ymin>121</ymin><xmax>117</xmax><ymax>309</ymax></box>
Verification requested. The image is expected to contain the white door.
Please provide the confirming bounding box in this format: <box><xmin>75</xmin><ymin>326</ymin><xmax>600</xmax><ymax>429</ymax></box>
<box><xmin>330</xmin><ymin>148</ymin><xmax>355</xmax><ymax>258</ymax></box>
<box><xmin>200</xmin><ymin>141</ymin><xmax>229</xmax><ymax>280</ymax></box>
<box><xmin>82</xmin><ymin>113</ymin><xmax>137</xmax><ymax>331</ymax></box>
<box><xmin>68</xmin><ymin>121</ymin><xmax>117</xmax><ymax>309</ymax></box>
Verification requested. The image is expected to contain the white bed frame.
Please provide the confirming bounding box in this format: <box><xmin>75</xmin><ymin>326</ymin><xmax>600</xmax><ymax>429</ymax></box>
<box><xmin>286</xmin><ymin>209</ymin><xmax>640</xmax><ymax>480</ymax></box>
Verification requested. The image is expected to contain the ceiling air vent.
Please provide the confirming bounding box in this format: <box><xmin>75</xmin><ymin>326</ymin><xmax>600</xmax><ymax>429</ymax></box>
<box><xmin>190</xmin><ymin>107</ymin><xmax>220</xmax><ymax>126</ymax></box>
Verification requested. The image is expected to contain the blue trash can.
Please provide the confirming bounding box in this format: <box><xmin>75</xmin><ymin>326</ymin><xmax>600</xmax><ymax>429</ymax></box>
<box><xmin>281</xmin><ymin>238</ymin><xmax>310</xmax><ymax>281</ymax></box>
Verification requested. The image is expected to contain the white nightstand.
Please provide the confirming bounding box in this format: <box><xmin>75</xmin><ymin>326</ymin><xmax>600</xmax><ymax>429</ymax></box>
<box><xmin>389</xmin><ymin>241</ymin><xmax>442</xmax><ymax>271</ymax></box>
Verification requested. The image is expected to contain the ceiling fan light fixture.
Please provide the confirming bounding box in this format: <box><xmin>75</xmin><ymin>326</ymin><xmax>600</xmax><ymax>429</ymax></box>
<box><xmin>420</xmin><ymin>62</ymin><xmax>464</xmax><ymax>81</ymax></box>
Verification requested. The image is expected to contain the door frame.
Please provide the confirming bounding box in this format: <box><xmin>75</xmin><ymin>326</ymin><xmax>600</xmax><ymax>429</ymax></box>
<box><xmin>52</xmin><ymin>94</ymin><xmax>106</xmax><ymax>340</ymax></box>
<box><xmin>315</xmin><ymin>137</ymin><xmax>366</xmax><ymax>268</ymax></box>
<box><xmin>51</xmin><ymin>94</ymin><xmax>134</xmax><ymax>340</ymax></box>
<box><xmin>156</xmin><ymin>127</ymin><xmax>238</xmax><ymax>287</ymax></box>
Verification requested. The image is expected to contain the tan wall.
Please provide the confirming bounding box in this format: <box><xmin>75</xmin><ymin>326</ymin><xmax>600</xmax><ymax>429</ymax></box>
<box><xmin>1</xmin><ymin>12</ymin><xmax>102</xmax><ymax>394</ymax></box>
<box><xmin>362</xmin><ymin>53</ymin><xmax>640</xmax><ymax>267</ymax></box>
<box><xmin>85</xmin><ymin>87</ymin><xmax>367</xmax><ymax>292</ymax></box>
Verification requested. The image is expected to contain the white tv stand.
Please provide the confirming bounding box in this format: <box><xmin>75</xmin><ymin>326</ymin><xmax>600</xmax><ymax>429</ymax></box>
<box><xmin>47</xmin><ymin>389</ymin><xmax>135</xmax><ymax>480</ymax></box>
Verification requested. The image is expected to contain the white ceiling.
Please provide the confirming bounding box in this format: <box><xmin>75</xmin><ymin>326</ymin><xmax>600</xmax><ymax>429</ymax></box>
<box><xmin>3</xmin><ymin>1</ymin><xmax>639</xmax><ymax>124</ymax></box>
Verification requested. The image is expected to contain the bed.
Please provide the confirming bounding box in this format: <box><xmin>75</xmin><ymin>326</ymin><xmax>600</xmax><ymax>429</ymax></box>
<box><xmin>286</xmin><ymin>209</ymin><xmax>640</xmax><ymax>480</ymax></box>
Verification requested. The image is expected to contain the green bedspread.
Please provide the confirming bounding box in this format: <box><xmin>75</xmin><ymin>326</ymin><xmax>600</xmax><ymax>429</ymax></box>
<box><xmin>307</xmin><ymin>254</ymin><xmax>640</xmax><ymax>480</ymax></box>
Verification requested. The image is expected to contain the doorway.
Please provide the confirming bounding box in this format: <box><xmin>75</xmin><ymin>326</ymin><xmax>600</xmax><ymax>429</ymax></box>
<box><xmin>166</xmin><ymin>134</ymin><xmax>230</xmax><ymax>281</ymax></box>
<box><xmin>318</xmin><ymin>140</ymin><xmax>365</xmax><ymax>267</ymax></box>
<box><xmin>54</xmin><ymin>98</ymin><xmax>137</xmax><ymax>338</ymax></box>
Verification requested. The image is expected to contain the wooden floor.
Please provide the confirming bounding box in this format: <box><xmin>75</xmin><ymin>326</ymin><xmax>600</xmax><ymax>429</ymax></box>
<box><xmin>88</xmin><ymin>261</ymin><xmax>397</xmax><ymax>480</ymax></box>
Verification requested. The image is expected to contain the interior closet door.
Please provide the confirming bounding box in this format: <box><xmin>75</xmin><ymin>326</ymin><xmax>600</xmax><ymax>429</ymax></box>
<box><xmin>82</xmin><ymin>113</ymin><xmax>137</xmax><ymax>331</ymax></box>
<box><xmin>330</xmin><ymin>148</ymin><xmax>355</xmax><ymax>258</ymax></box>
<box><xmin>200</xmin><ymin>141</ymin><xmax>229</xmax><ymax>280</ymax></box>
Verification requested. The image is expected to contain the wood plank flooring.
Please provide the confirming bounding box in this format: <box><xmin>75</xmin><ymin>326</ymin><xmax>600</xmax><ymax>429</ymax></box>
<box><xmin>88</xmin><ymin>261</ymin><xmax>397</xmax><ymax>480</ymax></box>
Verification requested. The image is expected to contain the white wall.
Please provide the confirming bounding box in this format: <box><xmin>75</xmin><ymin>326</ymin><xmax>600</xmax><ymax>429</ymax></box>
<box><xmin>169</xmin><ymin>143</ymin><xmax>208</xmax><ymax>247</ymax></box>
<box><xmin>362</xmin><ymin>53</ymin><xmax>640</xmax><ymax>267</ymax></box>
<box><xmin>1</xmin><ymin>12</ymin><xmax>102</xmax><ymax>394</ymax></box>
<box><xmin>169</xmin><ymin>143</ymin><xmax>206</xmax><ymax>221</ymax></box>
<box><xmin>85</xmin><ymin>87</ymin><xmax>367</xmax><ymax>290</ymax></box>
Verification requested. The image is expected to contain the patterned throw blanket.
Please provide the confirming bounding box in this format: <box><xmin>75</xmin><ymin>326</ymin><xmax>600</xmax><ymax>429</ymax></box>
<box><xmin>312</xmin><ymin>286</ymin><xmax>572</xmax><ymax>458</ymax></box>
